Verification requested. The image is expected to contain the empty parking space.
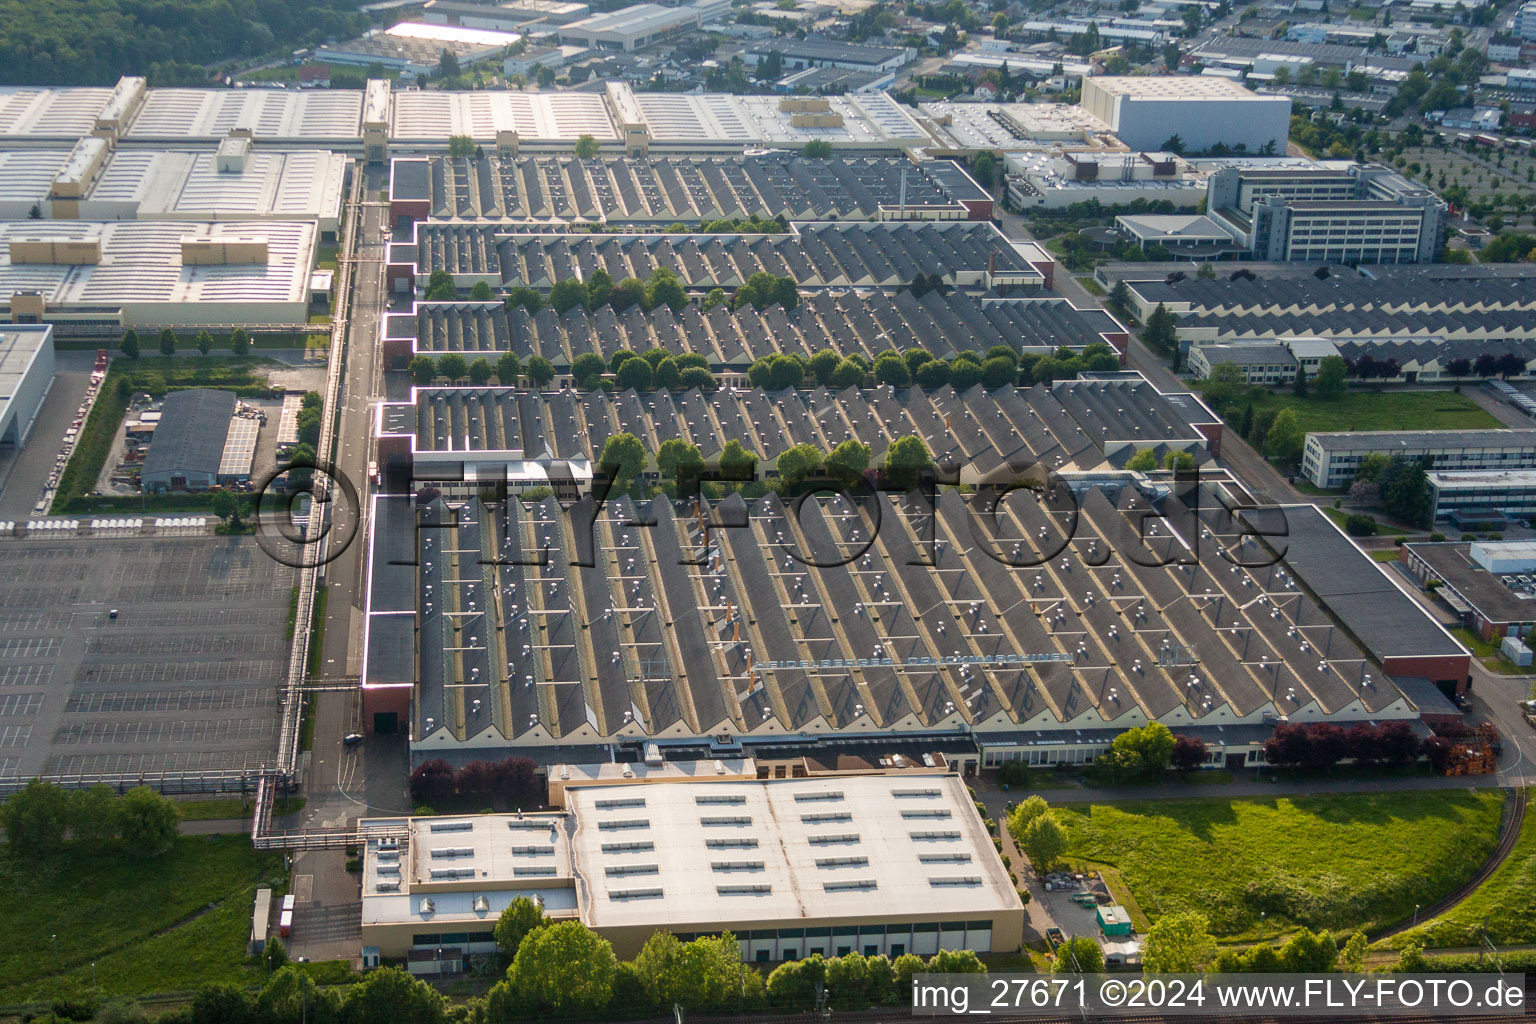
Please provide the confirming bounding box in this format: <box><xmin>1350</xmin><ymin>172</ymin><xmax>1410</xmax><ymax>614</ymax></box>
<box><xmin>0</xmin><ymin>534</ymin><xmax>291</xmax><ymax>781</ymax></box>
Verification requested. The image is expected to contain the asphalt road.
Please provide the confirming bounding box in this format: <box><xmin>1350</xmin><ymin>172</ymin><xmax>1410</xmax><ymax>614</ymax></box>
<box><xmin>288</xmin><ymin>165</ymin><xmax>406</xmax><ymax>964</ymax></box>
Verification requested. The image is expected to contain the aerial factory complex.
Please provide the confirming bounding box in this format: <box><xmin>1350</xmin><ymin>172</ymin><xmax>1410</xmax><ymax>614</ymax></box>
<box><xmin>0</xmin><ymin>0</ymin><xmax>1533</xmax><ymax>1008</ymax></box>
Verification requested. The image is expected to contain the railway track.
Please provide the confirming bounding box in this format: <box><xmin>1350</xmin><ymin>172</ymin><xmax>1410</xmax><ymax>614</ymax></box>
<box><xmin>1372</xmin><ymin>786</ymin><xmax>1528</xmax><ymax>942</ymax></box>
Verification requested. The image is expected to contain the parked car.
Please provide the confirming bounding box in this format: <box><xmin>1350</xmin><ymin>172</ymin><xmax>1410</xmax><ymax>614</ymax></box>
<box><xmin>343</xmin><ymin>732</ymin><xmax>364</xmax><ymax>749</ymax></box>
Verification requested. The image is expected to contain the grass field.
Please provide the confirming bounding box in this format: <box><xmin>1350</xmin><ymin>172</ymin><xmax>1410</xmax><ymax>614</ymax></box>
<box><xmin>1387</xmin><ymin>792</ymin><xmax>1536</xmax><ymax>949</ymax></box>
<box><xmin>1242</xmin><ymin>390</ymin><xmax>1501</xmax><ymax>434</ymax></box>
<box><xmin>1056</xmin><ymin>790</ymin><xmax>1505</xmax><ymax>941</ymax></box>
<box><xmin>0</xmin><ymin>836</ymin><xmax>285</xmax><ymax>1005</ymax></box>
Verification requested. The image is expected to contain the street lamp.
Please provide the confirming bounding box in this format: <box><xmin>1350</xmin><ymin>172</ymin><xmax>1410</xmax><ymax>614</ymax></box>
<box><xmin>1413</xmin><ymin>904</ymin><xmax>1420</xmax><ymax>927</ymax></box>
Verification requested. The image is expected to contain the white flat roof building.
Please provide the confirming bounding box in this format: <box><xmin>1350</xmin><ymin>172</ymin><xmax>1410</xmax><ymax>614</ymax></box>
<box><xmin>558</xmin><ymin>3</ymin><xmax>701</xmax><ymax>50</ymax></box>
<box><xmin>634</xmin><ymin>91</ymin><xmax>932</xmax><ymax>150</ymax></box>
<box><xmin>0</xmin><ymin>87</ymin><xmax>116</xmax><ymax>140</ymax></box>
<box><xmin>0</xmin><ymin>220</ymin><xmax>316</xmax><ymax>328</ymax></box>
<box><xmin>1080</xmin><ymin>75</ymin><xmax>1291</xmax><ymax>154</ymax></box>
<box><xmin>391</xmin><ymin>90</ymin><xmax>619</xmax><ymax>144</ymax></box>
<box><xmin>0</xmin><ymin>144</ymin><xmax>348</xmax><ymax>235</ymax></box>
<box><xmin>123</xmin><ymin>89</ymin><xmax>364</xmax><ymax>144</ymax></box>
<box><xmin>920</xmin><ymin>100</ymin><xmax>1114</xmax><ymax>149</ymax></box>
<box><xmin>0</xmin><ymin>324</ymin><xmax>55</xmax><ymax>450</ymax></box>
<box><xmin>359</xmin><ymin>773</ymin><xmax>1025</xmax><ymax>962</ymax></box>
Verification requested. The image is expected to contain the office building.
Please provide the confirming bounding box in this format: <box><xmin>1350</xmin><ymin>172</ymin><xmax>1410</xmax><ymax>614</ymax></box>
<box><xmin>1079</xmin><ymin>76</ymin><xmax>1291</xmax><ymax>154</ymax></box>
<box><xmin>357</xmin><ymin>772</ymin><xmax>1025</xmax><ymax>965</ymax></box>
<box><xmin>1206</xmin><ymin>162</ymin><xmax>1447</xmax><ymax>263</ymax></box>
<box><xmin>1300</xmin><ymin>429</ymin><xmax>1536</xmax><ymax>488</ymax></box>
<box><xmin>1426</xmin><ymin>469</ymin><xmax>1536</xmax><ymax>526</ymax></box>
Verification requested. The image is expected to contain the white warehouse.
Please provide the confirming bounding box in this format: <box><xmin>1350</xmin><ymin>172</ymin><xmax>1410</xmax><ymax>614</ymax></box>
<box><xmin>0</xmin><ymin>324</ymin><xmax>55</xmax><ymax>451</ymax></box>
<box><xmin>1080</xmin><ymin>76</ymin><xmax>1291</xmax><ymax>155</ymax></box>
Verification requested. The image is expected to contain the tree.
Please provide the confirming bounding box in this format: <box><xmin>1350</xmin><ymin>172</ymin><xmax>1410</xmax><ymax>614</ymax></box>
<box><xmin>772</xmin><ymin>275</ymin><xmax>799</xmax><ymax>311</ymax></box>
<box><xmin>826</xmin><ymin>439</ymin><xmax>871</xmax><ymax>486</ymax></box>
<box><xmin>496</xmin><ymin>351</ymin><xmax>522</xmax><ymax>384</ymax></box>
<box><xmin>1338</xmin><ymin>931</ymin><xmax>1369</xmax><ymax>973</ymax></box>
<box><xmin>159</xmin><ymin>328</ymin><xmax>176</xmax><ymax>356</ymax></box>
<box><xmin>408</xmin><ymin>355</ymin><xmax>436</xmax><ymax>385</ymax></box>
<box><xmin>1142</xmin><ymin>303</ymin><xmax>1178</xmax><ymax>354</ymax></box>
<box><xmin>1292</xmin><ymin>365</ymin><xmax>1308</xmax><ymax>398</ymax></box>
<box><xmin>469</xmin><ymin>280</ymin><xmax>494</xmax><ymax>302</ymax></box>
<box><xmin>507</xmin><ymin>286</ymin><xmax>543</xmax><ymax>315</ymax></box>
<box><xmin>211</xmin><ymin>489</ymin><xmax>244</xmax><ymax>528</ymax></box>
<box><xmin>424</xmin><ymin>269</ymin><xmax>457</xmax><ymax>301</ymax></box>
<box><xmin>807</xmin><ymin>349</ymin><xmax>841</xmax><ymax>385</ymax></box>
<box><xmin>549</xmin><ymin>278</ymin><xmax>588</xmax><ymax>314</ymax></box>
<box><xmin>1107</xmin><ymin>279</ymin><xmax>1132</xmax><ymax>318</ymax></box>
<box><xmin>927</xmin><ymin>949</ymin><xmax>986</xmax><ymax>974</ymax></box>
<box><xmin>230</xmin><ymin>328</ymin><xmax>250</xmax><ymax>358</ymax></box>
<box><xmin>525</xmin><ymin>354</ymin><xmax>555</xmax><ymax>387</ymax></box>
<box><xmin>494</xmin><ymin>895</ymin><xmax>547</xmax><ymax>959</ymax></box>
<box><xmin>1143</xmin><ymin>910</ymin><xmax>1217</xmax><ymax>973</ymax></box>
<box><xmin>1101</xmin><ymin>722</ymin><xmax>1176</xmax><ymax>779</ymax></box>
<box><xmin>1201</xmin><ymin>362</ymin><xmax>1248</xmax><ymax>410</ymax></box>
<box><xmin>195</xmin><ymin>330</ymin><xmax>214</xmax><ymax>356</ymax></box>
<box><xmin>345</xmin><ymin>965</ymin><xmax>445</xmax><ymax>1024</ymax></box>
<box><xmin>645</xmin><ymin>267</ymin><xmax>687</xmax><ymax>312</ymax></box>
<box><xmin>653</xmin><ymin>356</ymin><xmax>681</xmax><ymax>390</ymax></box>
<box><xmin>951</xmin><ymin>359</ymin><xmax>982</xmax><ymax>390</ymax></box>
<box><xmin>981</xmin><ymin>356</ymin><xmax>1016</xmax><ymax>389</ymax></box>
<box><xmin>972</xmin><ymin>151</ymin><xmax>997</xmax><ymax>189</ymax></box>
<box><xmin>1265</xmin><ymin>408</ymin><xmax>1304</xmax><ymax>466</ymax></box>
<box><xmin>609</xmin><ymin>277</ymin><xmax>646</xmax><ymax>312</ymax></box>
<box><xmin>873</xmin><ymin>353</ymin><xmax>911</xmax><ymax>387</ymax></box>
<box><xmin>1280</xmin><ymin>929</ymin><xmax>1338</xmax><ymax>972</ymax></box>
<box><xmin>679</xmin><ymin>366</ymin><xmax>716</xmax><ymax>391</ymax></box>
<box><xmin>68</xmin><ymin>783</ymin><xmax>121</xmax><ymax>845</ymax></box>
<box><xmin>802</xmin><ymin>140</ymin><xmax>834</xmax><ymax>158</ymax></box>
<box><xmin>118</xmin><ymin>786</ymin><xmax>178</xmax><ymax>856</ymax></box>
<box><xmin>1006</xmin><ymin>795</ymin><xmax>1049</xmax><ymax>848</ymax></box>
<box><xmin>1018</xmin><ymin>813</ymin><xmax>1067</xmax><ymax>871</ymax></box>
<box><xmin>1170</xmin><ymin>734</ymin><xmax>1207</xmax><ymax>771</ymax></box>
<box><xmin>1380</xmin><ymin>459</ymin><xmax>1433</xmax><ymax>527</ymax></box>
<box><xmin>191</xmin><ymin>983</ymin><xmax>256</xmax><ymax>1024</ymax></box>
<box><xmin>657</xmin><ymin>438</ymin><xmax>705</xmax><ymax>496</ymax></box>
<box><xmin>599</xmin><ymin>433</ymin><xmax>646</xmax><ymax>491</ymax></box>
<box><xmin>572</xmin><ymin>352</ymin><xmax>606</xmax><ymax>389</ymax></box>
<box><xmin>574</xmin><ymin>134</ymin><xmax>601</xmax><ymax>159</ymax></box>
<box><xmin>436</xmin><ymin>352</ymin><xmax>468</xmax><ymax>382</ymax></box>
<box><xmin>1164</xmin><ymin>450</ymin><xmax>1195</xmax><ymax>472</ymax></box>
<box><xmin>776</xmin><ymin>443</ymin><xmax>825</xmax><ymax>491</ymax></box>
<box><xmin>702</xmin><ymin>287</ymin><xmax>727</xmax><ymax>311</ymax></box>
<box><xmin>885</xmin><ymin>435</ymin><xmax>932</xmax><ymax>491</ymax></box>
<box><xmin>616</xmin><ymin>356</ymin><xmax>654</xmax><ymax>391</ymax></box>
<box><xmin>437</xmin><ymin>48</ymin><xmax>460</xmax><ymax>79</ymax></box>
<box><xmin>720</xmin><ymin>440</ymin><xmax>758</xmax><ymax>484</ymax></box>
<box><xmin>0</xmin><ymin>778</ymin><xmax>70</xmax><ymax>858</ymax></box>
<box><xmin>1315</xmin><ymin>355</ymin><xmax>1347</xmax><ymax>400</ymax></box>
<box><xmin>259</xmin><ymin>966</ymin><xmax>338</xmax><ymax>1024</ymax></box>
<box><xmin>463</xmin><ymin>357</ymin><xmax>492</xmax><ymax>386</ymax></box>
<box><xmin>635</xmin><ymin>932</ymin><xmax>742</xmax><ymax>1011</ymax></box>
<box><xmin>510</xmin><ymin>921</ymin><xmax>618</xmax><ymax>1014</ymax></box>
<box><xmin>1054</xmin><ymin>936</ymin><xmax>1105</xmax><ymax>974</ymax></box>
<box><xmin>447</xmin><ymin>135</ymin><xmax>476</xmax><ymax>158</ymax></box>
<box><xmin>535</xmin><ymin>63</ymin><xmax>556</xmax><ymax>88</ymax></box>
<box><xmin>829</xmin><ymin>358</ymin><xmax>864</xmax><ymax>389</ymax></box>
<box><xmin>1161</xmin><ymin>133</ymin><xmax>1185</xmax><ymax>154</ymax></box>
<box><xmin>1125</xmin><ymin>448</ymin><xmax>1158</xmax><ymax>472</ymax></box>
<box><xmin>120</xmin><ymin>329</ymin><xmax>140</xmax><ymax>360</ymax></box>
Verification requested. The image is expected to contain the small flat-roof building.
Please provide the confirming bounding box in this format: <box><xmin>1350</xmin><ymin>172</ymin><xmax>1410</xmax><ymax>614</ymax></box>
<box><xmin>745</xmin><ymin>37</ymin><xmax>915</xmax><ymax>73</ymax></box>
<box><xmin>358</xmin><ymin>773</ymin><xmax>1025</xmax><ymax>962</ymax></box>
<box><xmin>140</xmin><ymin>388</ymin><xmax>237</xmax><ymax>492</ymax></box>
<box><xmin>1403</xmin><ymin>540</ymin><xmax>1536</xmax><ymax>643</ymax></box>
<box><xmin>0</xmin><ymin>324</ymin><xmax>55</xmax><ymax>451</ymax></box>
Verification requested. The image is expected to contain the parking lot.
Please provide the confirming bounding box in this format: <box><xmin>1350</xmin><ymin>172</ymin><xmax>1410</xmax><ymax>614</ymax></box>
<box><xmin>0</xmin><ymin>533</ymin><xmax>292</xmax><ymax>781</ymax></box>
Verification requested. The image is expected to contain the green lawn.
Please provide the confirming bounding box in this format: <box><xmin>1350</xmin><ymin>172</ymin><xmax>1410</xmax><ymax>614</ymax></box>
<box><xmin>1320</xmin><ymin>505</ymin><xmax>1414</xmax><ymax>538</ymax></box>
<box><xmin>0</xmin><ymin>836</ymin><xmax>285</xmax><ymax>1004</ymax></box>
<box><xmin>1056</xmin><ymin>790</ymin><xmax>1505</xmax><ymax>941</ymax></box>
<box><xmin>1386</xmin><ymin>791</ymin><xmax>1536</xmax><ymax>948</ymax></box>
<box><xmin>1242</xmin><ymin>390</ymin><xmax>1501</xmax><ymax>434</ymax></box>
